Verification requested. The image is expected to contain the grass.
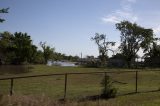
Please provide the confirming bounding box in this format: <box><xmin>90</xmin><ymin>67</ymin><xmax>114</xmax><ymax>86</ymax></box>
<box><xmin>1</xmin><ymin>91</ymin><xmax>160</xmax><ymax>106</ymax></box>
<box><xmin>0</xmin><ymin>65</ymin><xmax>160</xmax><ymax>105</ymax></box>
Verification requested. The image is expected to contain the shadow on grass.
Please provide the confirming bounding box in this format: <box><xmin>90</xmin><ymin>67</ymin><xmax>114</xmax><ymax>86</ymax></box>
<box><xmin>59</xmin><ymin>89</ymin><xmax>160</xmax><ymax>103</ymax></box>
<box><xmin>59</xmin><ymin>94</ymin><xmax>115</xmax><ymax>103</ymax></box>
<box><xmin>0</xmin><ymin>65</ymin><xmax>33</xmax><ymax>75</ymax></box>
<box><xmin>118</xmin><ymin>89</ymin><xmax>160</xmax><ymax>96</ymax></box>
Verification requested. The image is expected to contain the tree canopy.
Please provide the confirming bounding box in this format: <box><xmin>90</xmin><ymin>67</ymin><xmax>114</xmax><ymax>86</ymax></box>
<box><xmin>91</xmin><ymin>33</ymin><xmax>115</xmax><ymax>66</ymax></box>
<box><xmin>0</xmin><ymin>8</ymin><xmax>9</xmax><ymax>23</ymax></box>
<box><xmin>116</xmin><ymin>21</ymin><xmax>155</xmax><ymax>67</ymax></box>
<box><xmin>0</xmin><ymin>32</ymin><xmax>37</xmax><ymax>64</ymax></box>
<box><xmin>39</xmin><ymin>42</ymin><xmax>55</xmax><ymax>64</ymax></box>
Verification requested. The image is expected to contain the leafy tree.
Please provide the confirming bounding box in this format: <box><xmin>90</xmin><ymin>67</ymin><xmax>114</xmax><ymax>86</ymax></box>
<box><xmin>67</xmin><ymin>55</ymin><xmax>79</xmax><ymax>61</ymax></box>
<box><xmin>34</xmin><ymin>50</ymin><xmax>45</xmax><ymax>64</ymax></box>
<box><xmin>0</xmin><ymin>31</ymin><xmax>14</xmax><ymax>64</ymax></box>
<box><xmin>0</xmin><ymin>32</ymin><xmax>37</xmax><ymax>64</ymax></box>
<box><xmin>146</xmin><ymin>40</ymin><xmax>160</xmax><ymax>58</ymax></box>
<box><xmin>40</xmin><ymin>42</ymin><xmax>55</xmax><ymax>64</ymax></box>
<box><xmin>116</xmin><ymin>21</ymin><xmax>154</xmax><ymax>68</ymax></box>
<box><xmin>27</xmin><ymin>45</ymin><xmax>38</xmax><ymax>63</ymax></box>
<box><xmin>0</xmin><ymin>8</ymin><xmax>9</xmax><ymax>23</ymax></box>
<box><xmin>53</xmin><ymin>52</ymin><xmax>63</xmax><ymax>61</ymax></box>
<box><xmin>91</xmin><ymin>33</ymin><xmax>115</xmax><ymax>66</ymax></box>
<box><xmin>145</xmin><ymin>42</ymin><xmax>160</xmax><ymax>67</ymax></box>
<box><xmin>101</xmin><ymin>75</ymin><xmax>117</xmax><ymax>98</ymax></box>
<box><xmin>12</xmin><ymin>32</ymin><xmax>36</xmax><ymax>64</ymax></box>
<box><xmin>52</xmin><ymin>52</ymin><xmax>79</xmax><ymax>62</ymax></box>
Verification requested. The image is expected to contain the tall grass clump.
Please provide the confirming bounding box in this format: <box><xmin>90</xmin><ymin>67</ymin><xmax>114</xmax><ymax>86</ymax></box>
<box><xmin>101</xmin><ymin>75</ymin><xmax>117</xmax><ymax>99</ymax></box>
<box><xmin>0</xmin><ymin>65</ymin><xmax>31</xmax><ymax>75</ymax></box>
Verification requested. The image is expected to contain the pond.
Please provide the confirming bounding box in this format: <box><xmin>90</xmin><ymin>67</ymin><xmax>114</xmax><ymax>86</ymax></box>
<box><xmin>47</xmin><ymin>61</ymin><xmax>77</xmax><ymax>67</ymax></box>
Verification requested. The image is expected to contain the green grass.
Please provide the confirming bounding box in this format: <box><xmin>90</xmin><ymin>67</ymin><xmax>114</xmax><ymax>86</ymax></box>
<box><xmin>0</xmin><ymin>65</ymin><xmax>160</xmax><ymax>105</ymax></box>
<box><xmin>1</xmin><ymin>91</ymin><xmax>160</xmax><ymax>106</ymax></box>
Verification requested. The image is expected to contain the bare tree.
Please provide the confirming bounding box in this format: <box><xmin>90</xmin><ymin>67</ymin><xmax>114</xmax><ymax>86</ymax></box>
<box><xmin>91</xmin><ymin>33</ymin><xmax>115</xmax><ymax>66</ymax></box>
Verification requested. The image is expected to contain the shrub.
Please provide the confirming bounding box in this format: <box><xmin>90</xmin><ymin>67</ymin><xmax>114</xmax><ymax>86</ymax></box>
<box><xmin>101</xmin><ymin>75</ymin><xmax>117</xmax><ymax>99</ymax></box>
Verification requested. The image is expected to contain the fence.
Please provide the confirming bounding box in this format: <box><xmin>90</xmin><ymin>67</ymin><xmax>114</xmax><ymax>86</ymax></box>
<box><xmin>0</xmin><ymin>70</ymin><xmax>160</xmax><ymax>100</ymax></box>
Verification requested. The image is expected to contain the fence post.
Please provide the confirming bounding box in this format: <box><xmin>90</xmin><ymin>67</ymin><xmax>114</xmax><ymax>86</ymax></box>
<box><xmin>10</xmin><ymin>78</ymin><xmax>14</xmax><ymax>96</ymax></box>
<box><xmin>104</xmin><ymin>72</ymin><xmax>107</xmax><ymax>93</ymax></box>
<box><xmin>64</xmin><ymin>73</ymin><xmax>68</xmax><ymax>100</ymax></box>
<box><xmin>135</xmin><ymin>71</ymin><xmax>138</xmax><ymax>93</ymax></box>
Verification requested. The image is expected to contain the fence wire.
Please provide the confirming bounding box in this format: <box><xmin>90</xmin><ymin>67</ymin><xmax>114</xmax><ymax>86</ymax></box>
<box><xmin>0</xmin><ymin>70</ymin><xmax>160</xmax><ymax>100</ymax></box>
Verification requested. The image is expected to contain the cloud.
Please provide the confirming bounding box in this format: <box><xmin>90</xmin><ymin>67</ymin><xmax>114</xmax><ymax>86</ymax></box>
<box><xmin>127</xmin><ymin>0</ymin><xmax>136</xmax><ymax>3</ymax></box>
<box><xmin>153</xmin><ymin>26</ymin><xmax>160</xmax><ymax>34</ymax></box>
<box><xmin>102</xmin><ymin>0</ymin><xmax>138</xmax><ymax>24</ymax></box>
<box><xmin>102</xmin><ymin>10</ymin><xmax>138</xmax><ymax>23</ymax></box>
<box><xmin>102</xmin><ymin>15</ymin><xmax>120</xmax><ymax>23</ymax></box>
<box><xmin>121</xmin><ymin>0</ymin><xmax>136</xmax><ymax>11</ymax></box>
<box><xmin>108</xmin><ymin>42</ymin><xmax>121</xmax><ymax>57</ymax></box>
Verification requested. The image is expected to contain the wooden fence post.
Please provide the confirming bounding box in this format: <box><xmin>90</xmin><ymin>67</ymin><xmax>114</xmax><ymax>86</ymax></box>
<box><xmin>104</xmin><ymin>72</ymin><xmax>107</xmax><ymax>93</ymax></box>
<box><xmin>135</xmin><ymin>71</ymin><xmax>138</xmax><ymax>93</ymax></box>
<box><xmin>10</xmin><ymin>78</ymin><xmax>14</xmax><ymax>96</ymax></box>
<box><xmin>64</xmin><ymin>73</ymin><xmax>68</xmax><ymax>100</ymax></box>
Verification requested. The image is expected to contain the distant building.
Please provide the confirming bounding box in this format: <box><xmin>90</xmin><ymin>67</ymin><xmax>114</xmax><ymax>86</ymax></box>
<box><xmin>145</xmin><ymin>57</ymin><xmax>160</xmax><ymax>67</ymax></box>
<box><xmin>108</xmin><ymin>58</ymin><xmax>126</xmax><ymax>68</ymax></box>
<box><xmin>107</xmin><ymin>54</ymin><xmax>126</xmax><ymax>68</ymax></box>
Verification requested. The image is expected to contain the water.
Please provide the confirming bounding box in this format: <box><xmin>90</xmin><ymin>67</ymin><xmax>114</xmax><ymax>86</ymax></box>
<box><xmin>47</xmin><ymin>61</ymin><xmax>77</xmax><ymax>67</ymax></box>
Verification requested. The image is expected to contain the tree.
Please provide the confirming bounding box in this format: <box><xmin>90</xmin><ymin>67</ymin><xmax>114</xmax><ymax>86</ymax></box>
<box><xmin>12</xmin><ymin>32</ymin><xmax>37</xmax><ymax>64</ymax></box>
<box><xmin>147</xmin><ymin>43</ymin><xmax>160</xmax><ymax>57</ymax></box>
<box><xmin>144</xmin><ymin>42</ymin><xmax>160</xmax><ymax>67</ymax></box>
<box><xmin>0</xmin><ymin>31</ymin><xmax>14</xmax><ymax>64</ymax></box>
<box><xmin>0</xmin><ymin>8</ymin><xmax>9</xmax><ymax>23</ymax></box>
<box><xmin>27</xmin><ymin>45</ymin><xmax>38</xmax><ymax>63</ymax></box>
<box><xmin>101</xmin><ymin>75</ymin><xmax>117</xmax><ymax>98</ymax></box>
<box><xmin>116</xmin><ymin>21</ymin><xmax>154</xmax><ymax>68</ymax></box>
<box><xmin>0</xmin><ymin>32</ymin><xmax>37</xmax><ymax>64</ymax></box>
<box><xmin>40</xmin><ymin>42</ymin><xmax>55</xmax><ymax>64</ymax></box>
<box><xmin>34</xmin><ymin>50</ymin><xmax>45</xmax><ymax>64</ymax></box>
<box><xmin>91</xmin><ymin>33</ymin><xmax>115</xmax><ymax>66</ymax></box>
<box><xmin>0</xmin><ymin>7</ymin><xmax>9</xmax><ymax>64</ymax></box>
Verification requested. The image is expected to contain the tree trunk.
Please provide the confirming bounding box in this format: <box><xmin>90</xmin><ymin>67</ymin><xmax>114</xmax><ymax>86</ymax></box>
<box><xmin>0</xmin><ymin>59</ymin><xmax>2</xmax><ymax>65</ymax></box>
<box><xmin>101</xmin><ymin>53</ymin><xmax>106</xmax><ymax>67</ymax></box>
<box><xmin>127</xmin><ymin>58</ymin><xmax>132</xmax><ymax>68</ymax></box>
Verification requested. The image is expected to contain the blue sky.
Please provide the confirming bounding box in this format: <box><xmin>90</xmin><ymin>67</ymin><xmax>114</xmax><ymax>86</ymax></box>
<box><xmin>0</xmin><ymin>0</ymin><xmax>160</xmax><ymax>57</ymax></box>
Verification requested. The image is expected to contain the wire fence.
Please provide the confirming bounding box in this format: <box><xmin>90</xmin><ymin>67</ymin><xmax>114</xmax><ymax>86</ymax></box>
<box><xmin>0</xmin><ymin>70</ymin><xmax>160</xmax><ymax>100</ymax></box>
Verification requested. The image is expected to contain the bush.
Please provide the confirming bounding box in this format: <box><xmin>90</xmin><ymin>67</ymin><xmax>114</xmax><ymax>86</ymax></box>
<box><xmin>101</xmin><ymin>75</ymin><xmax>117</xmax><ymax>99</ymax></box>
<box><xmin>0</xmin><ymin>65</ymin><xmax>31</xmax><ymax>75</ymax></box>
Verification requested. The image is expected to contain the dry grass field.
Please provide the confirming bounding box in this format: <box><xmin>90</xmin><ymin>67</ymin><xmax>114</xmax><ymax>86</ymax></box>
<box><xmin>0</xmin><ymin>65</ymin><xmax>160</xmax><ymax>106</ymax></box>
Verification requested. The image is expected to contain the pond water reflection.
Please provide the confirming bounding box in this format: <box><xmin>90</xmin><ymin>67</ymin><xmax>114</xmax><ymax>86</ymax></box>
<box><xmin>47</xmin><ymin>61</ymin><xmax>77</xmax><ymax>67</ymax></box>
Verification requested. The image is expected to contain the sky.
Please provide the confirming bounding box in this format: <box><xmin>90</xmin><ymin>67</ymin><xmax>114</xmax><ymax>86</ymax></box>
<box><xmin>0</xmin><ymin>0</ymin><xmax>160</xmax><ymax>57</ymax></box>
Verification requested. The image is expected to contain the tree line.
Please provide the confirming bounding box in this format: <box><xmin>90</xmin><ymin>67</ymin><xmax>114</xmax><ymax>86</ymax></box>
<box><xmin>92</xmin><ymin>21</ymin><xmax>160</xmax><ymax>68</ymax></box>
<box><xmin>1</xmin><ymin>7</ymin><xmax>160</xmax><ymax>67</ymax></box>
<box><xmin>0</xmin><ymin>32</ymin><xmax>79</xmax><ymax>65</ymax></box>
<box><xmin>0</xmin><ymin>7</ymin><xmax>80</xmax><ymax>65</ymax></box>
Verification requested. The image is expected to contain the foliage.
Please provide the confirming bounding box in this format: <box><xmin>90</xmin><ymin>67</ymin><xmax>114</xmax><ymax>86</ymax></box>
<box><xmin>0</xmin><ymin>31</ymin><xmax>80</xmax><ymax>65</ymax></box>
<box><xmin>83</xmin><ymin>56</ymin><xmax>100</xmax><ymax>68</ymax></box>
<box><xmin>12</xmin><ymin>32</ymin><xmax>37</xmax><ymax>64</ymax></box>
<box><xmin>116</xmin><ymin>21</ymin><xmax>155</xmax><ymax>68</ymax></box>
<box><xmin>39</xmin><ymin>42</ymin><xmax>55</xmax><ymax>64</ymax></box>
<box><xmin>0</xmin><ymin>65</ymin><xmax>30</xmax><ymax>74</ymax></box>
<box><xmin>108</xmin><ymin>53</ymin><xmax>126</xmax><ymax>68</ymax></box>
<box><xmin>0</xmin><ymin>32</ymin><xmax>14</xmax><ymax>64</ymax></box>
<box><xmin>91</xmin><ymin>33</ymin><xmax>115</xmax><ymax>67</ymax></box>
<box><xmin>33</xmin><ymin>50</ymin><xmax>45</xmax><ymax>64</ymax></box>
<box><xmin>101</xmin><ymin>75</ymin><xmax>117</xmax><ymax>98</ymax></box>
<box><xmin>52</xmin><ymin>52</ymin><xmax>79</xmax><ymax>62</ymax></box>
<box><xmin>84</xmin><ymin>60</ymin><xmax>101</xmax><ymax>68</ymax></box>
<box><xmin>146</xmin><ymin>42</ymin><xmax>160</xmax><ymax>58</ymax></box>
<box><xmin>144</xmin><ymin>43</ymin><xmax>160</xmax><ymax>67</ymax></box>
<box><xmin>0</xmin><ymin>8</ymin><xmax>9</xmax><ymax>23</ymax></box>
<box><xmin>0</xmin><ymin>32</ymin><xmax>37</xmax><ymax>64</ymax></box>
